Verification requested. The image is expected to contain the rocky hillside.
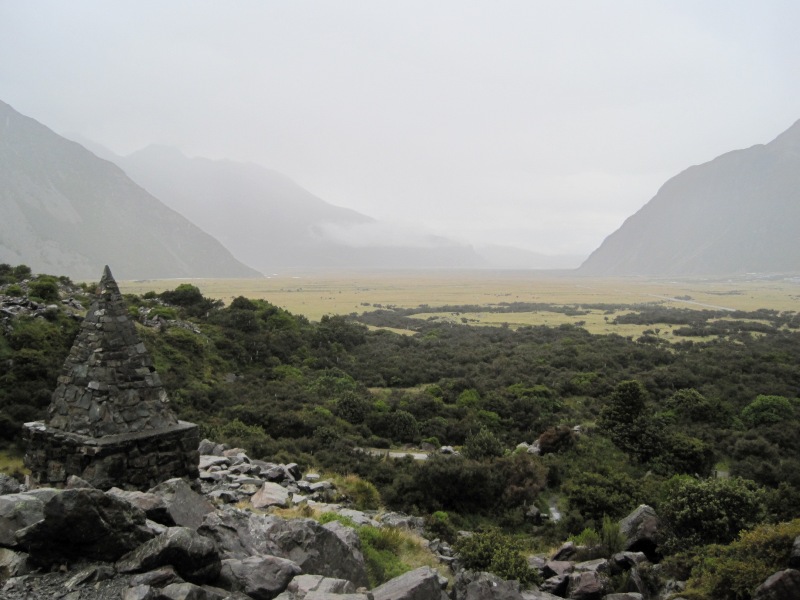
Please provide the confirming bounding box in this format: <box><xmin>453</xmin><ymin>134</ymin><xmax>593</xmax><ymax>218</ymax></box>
<box><xmin>2</xmin><ymin>442</ymin><xmax>798</xmax><ymax>599</ymax></box>
<box><xmin>0</xmin><ymin>101</ymin><xmax>260</xmax><ymax>280</ymax></box>
<box><xmin>579</xmin><ymin>120</ymin><xmax>800</xmax><ymax>276</ymax></box>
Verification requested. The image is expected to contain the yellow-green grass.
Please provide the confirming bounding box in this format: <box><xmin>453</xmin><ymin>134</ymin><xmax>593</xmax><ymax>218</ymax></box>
<box><xmin>119</xmin><ymin>270</ymin><xmax>799</xmax><ymax>323</ymax></box>
<box><xmin>0</xmin><ymin>450</ymin><xmax>27</xmax><ymax>476</ymax></box>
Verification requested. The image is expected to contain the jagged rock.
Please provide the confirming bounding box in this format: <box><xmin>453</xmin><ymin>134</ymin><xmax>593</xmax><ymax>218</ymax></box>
<box><xmin>109</xmin><ymin>488</ymin><xmax>175</xmax><ymax>525</ymax></box>
<box><xmin>125</xmin><ymin>585</ymin><xmax>158</xmax><ymax>600</ymax></box>
<box><xmin>0</xmin><ymin>489</ymin><xmax>59</xmax><ymax>547</ymax></box>
<box><xmin>378</xmin><ymin>512</ymin><xmax>425</xmax><ymax>531</ymax></box>
<box><xmin>540</xmin><ymin>575</ymin><xmax>568</xmax><ymax>597</ymax></box>
<box><xmin>373</xmin><ymin>566</ymin><xmax>447</xmax><ymax>600</ymax></box>
<box><xmin>65</xmin><ymin>474</ymin><xmax>93</xmax><ymax>489</ymax></box>
<box><xmin>199</xmin><ymin>509</ymin><xmax>369</xmax><ymax>587</ymax></box>
<box><xmin>602</xmin><ymin>594</ymin><xmax>643</xmax><ymax>600</ymax></box>
<box><xmin>15</xmin><ymin>488</ymin><xmax>154</xmax><ymax>565</ymax></box>
<box><xmin>130</xmin><ymin>565</ymin><xmax>182</xmax><ymax>587</ymax></box>
<box><xmin>149</xmin><ymin>478</ymin><xmax>214</xmax><ymax>529</ymax></box>
<box><xmin>565</xmin><ymin>571</ymin><xmax>608</xmax><ymax>600</ymax></box>
<box><xmin>287</xmin><ymin>574</ymin><xmax>357</xmax><ymax>598</ymax></box>
<box><xmin>521</xmin><ymin>592</ymin><xmax>561</xmax><ymax>600</ymax></box>
<box><xmin>285</xmin><ymin>463</ymin><xmax>302</xmax><ymax>481</ymax></box>
<box><xmin>158</xmin><ymin>581</ymin><xmax>228</xmax><ymax>599</ymax></box>
<box><xmin>611</xmin><ymin>552</ymin><xmax>647</xmax><ymax>572</ymax></box>
<box><xmin>336</xmin><ymin>509</ymin><xmax>379</xmax><ymax>528</ymax></box>
<box><xmin>552</xmin><ymin>541</ymin><xmax>577</xmax><ymax>561</ymax></box>
<box><xmin>0</xmin><ymin>474</ymin><xmax>22</xmax><ymax>495</ymax></box>
<box><xmin>198</xmin><ymin>439</ymin><xmax>223</xmax><ymax>456</ymax></box>
<box><xmin>199</xmin><ymin>456</ymin><xmax>231</xmax><ymax>470</ymax></box>
<box><xmin>791</xmin><ymin>537</ymin><xmax>800</xmax><ymax>569</ymax></box>
<box><xmin>64</xmin><ymin>564</ymin><xmax>116</xmax><ymax>589</ymax></box>
<box><xmin>116</xmin><ymin>526</ymin><xmax>221</xmax><ymax>584</ymax></box>
<box><xmin>543</xmin><ymin>560</ymin><xmax>573</xmax><ymax>578</ymax></box>
<box><xmin>452</xmin><ymin>570</ymin><xmax>523</xmax><ymax>600</ymax></box>
<box><xmin>251</xmin><ymin>482</ymin><xmax>291</xmax><ymax>509</ymax></box>
<box><xmin>216</xmin><ymin>555</ymin><xmax>301</xmax><ymax>600</ymax></box>
<box><xmin>0</xmin><ymin>548</ymin><xmax>30</xmax><ymax>580</ymax></box>
<box><xmin>753</xmin><ymin>569</ymin><xmax>800</xmax><ymax>600</ymax></box>
<box><xmin>304</xmin><ymin>593</ymin><xmax>371</xmax><ymax>600</ymax></box>
<box><xmin>618</xmin><ymin>505</ymin><xmax>659</xmax><ymax>561</ymax></box>
<box><xmin>573</xmin><ymin>559</ymin><xmax>609</xmax><ymax>574</ymax></box>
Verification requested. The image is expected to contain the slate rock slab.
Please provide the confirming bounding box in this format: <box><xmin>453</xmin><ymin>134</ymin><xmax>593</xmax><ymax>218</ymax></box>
<box><xmin>15</xmin><ymin>488</ymin><xmax>154</xmax><ymax>565</ymax></box>
<box><xmin>116</xmin><ymin>526</ymin><xmax>221</xmax><ymax>584</ymax></box>
<box><xmin>217</xmin><ymin>555</ymin><xmax>301</xmax><ymax>600</ymax></box>
<box><xmin>148</xmin><ymin>478</ymin><xmax>214</xmax><ymax>529</ymax></box>
<box><xmin>372</xmin><ymin>566</ymin><xmax>447</xmax><ymax>600</ymax></box>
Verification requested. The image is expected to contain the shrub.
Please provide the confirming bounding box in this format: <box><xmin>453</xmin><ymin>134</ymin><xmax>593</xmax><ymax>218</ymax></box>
<box><xmin>462</xmin><ymin>427</ymin><xmax>504</xmax><ymax>460</ymax></box>
<box><xmin>357</xmin><ymin>526</ymin><xmax>414</xmax><ymax>587</ymax></box>
<box><xmin>454</xmin><ymin>529</ymin><xmax>538</xmax><ymax>586</ymax></box>
<box><xmin>425</xmin><ymin>511</ymin><xmax>458</xmax><ymax>543</ymax></box>
<box><xmin>338</xmin><ymin>474</ymin><xmax>381</xmax><ymax>510</ymax></box>
<box><xmin>659</xmin><ymin>476</ymin><xmax>765</xmax><ymax>554</ymax></box>
<box><xmin>740</xmin><ymin>395</ymin><xmax>795</xmax><ymax>428</ymax></box>
<box><xmin>683</xmin><ymin>519</ymin><xmax>800</xmax><ymax>600</ymax></box>
<box><xmin>28</xmin><ymin>277</ymin><xmax>60</xmax><ymax>302</ymax></box>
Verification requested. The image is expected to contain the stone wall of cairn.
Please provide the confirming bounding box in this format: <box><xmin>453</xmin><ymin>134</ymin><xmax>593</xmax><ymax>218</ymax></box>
<box><xmin>23</xmin><ymin>421</ymin><xmax>199</xmax><ymax>490</ymax></box>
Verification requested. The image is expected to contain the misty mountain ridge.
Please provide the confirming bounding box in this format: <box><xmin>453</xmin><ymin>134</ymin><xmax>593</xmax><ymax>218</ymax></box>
<box><xmin>0</xmin><ymin>100</ymin><xmax>259</xmax><ymax>280</ymax></box>
<box><xmin>580</xmin><ymin>119</ymin><xmax>800</xmax><ymax>276</ymax></box>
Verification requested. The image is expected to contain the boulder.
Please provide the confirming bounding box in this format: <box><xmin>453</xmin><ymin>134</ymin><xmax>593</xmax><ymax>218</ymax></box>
<box><xmin>552</xmin><ymin>542</ymin><xmax>577</xmax><ymax>561</ymax></box>
<box><xmin>108</xmin><ymin>488</ymin><xmax>175</xmax><ymax>525</ymax></box>
<box><xmin>372</xmin><ymin>566</ymin><xmax>447</xmax><ymax>600</ymax></box>
<box><xmin>15</xmin><ymin>488</ymin><xmax>154</xmax><ymax>565</ymax></box>
<box><xmin>753</xmin><ymin>569</ymin><xmax>800</xmax><ymax>600</ymax></box>
<box><xmin>64</xmin><ymin>564</ymin><xmax>116</xmax><ymax>589</ymax></box>
<box><xmin>572</xmin><ymin>559</ymin><xmax>609</xmax><ymax>574</ymax></box>
<box><xmin>0</xmin><ymin>548</ymin><xmax>30</xmax><ymax>580</ymax></box>
<box><xmin>542</xmin><ymin>561</ymin><xmax>573</xmax><ymax>578</ymax></box>
<box><xmin>0</xmin><ymin>489</ymin><xmax>59</xmax><ymax>547</ymax></box>
<box><xmin>149</xmin><ymin>478</ymin><xmax>215</xmax><ymax>530</ymax></box>
<box><xmin>520</xmin><ymin>592</ymin><xmax>562</xmax><ymax>600</ymax></box>
<box><xmin>602</xmin><ymin>594</ymin><xmax>643</xmax><ymax>600</ymax></box>
<box><xmin>452</xmin><ymin>571</ymin><xmax>523</xmax><ymax>600</ymax></box>
<box><xmin>565</xmin><ymin>571</ymin><xmax>608</xmax><ymax>600</ymax></box>
<box><xmin>199</xmin><ymin>508</ymin><xmax>278</xmax><ymax>558</ymax></box>
<box><xmin>618</xmin><ymin>506</ymin><xmax>659</xmax><ymax>561</ymax></box>
<box><xmin>65</xmin><ymin>474</ymin><xmax>93</xmax><ymax>489</ymax></box>
<box><xmin>304</xmin><ymin>593</ymin><xmax>371</xmax><ymax>600</ymax></box>
<box><xmin>0</xmin><ymin>474</ymin><xmax>22</xmax><ymax>495</ymax></box>
<box><xmin>216</xmin><ymin>555</ymin><xmax>302</xmax><ymax>600</ymax></box>
<box><xmin>158</xmin><ymin>581</ymin><xmax>229</xmax><ymax>599</ymax></box>
<box><xmin>251</xmin><ymin>482</ymin><xmax>291</xmax><ymax>509</ymax></box>
<box><xmin>540</xmin><ymin>575</ymin><xmax>568</xmax><ymax>597</ymax></box>
<box><xmin>130</xmin><ymin>565</ymin><xmax>182</xmax><ymax>587</ymax></box>
<box><xmin>610</xmin><ymin>552</ymin><xmax>647</xmax><ymax>572</ymax></box>
<box><xmin>116</xmin><ymin>526</ymin><xmax>221</xmax><ymax>584</ymax></box>
<box><xmin>288</xmin><ymin>574</ymin><xmax>356</xmax><ymax>598</ymax></box>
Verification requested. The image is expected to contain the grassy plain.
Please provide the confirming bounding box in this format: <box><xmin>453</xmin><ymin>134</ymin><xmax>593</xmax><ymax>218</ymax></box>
<box><xmin>120</xmin><ymin>269</ymin><xmax>799</xmax><ymax>338</ymax></box>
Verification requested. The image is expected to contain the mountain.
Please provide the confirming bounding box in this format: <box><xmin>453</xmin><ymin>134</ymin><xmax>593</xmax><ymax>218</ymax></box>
<box><xmin>0</xmin><ymin>101</ymin><xmax>260</xmax><ymax>280</ymax></box>
<box><xmin>580</xmin><ymin>120</ymin><xmax>800</xmax><ymax>276</ymax></box>
<box><xmin>101</xmin><ymin>144</ymin><xmax>481</xmax><ymax>271</ymax></box>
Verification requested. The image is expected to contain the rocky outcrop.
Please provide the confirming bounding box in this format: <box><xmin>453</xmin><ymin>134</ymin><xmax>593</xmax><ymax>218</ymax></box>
<box><xmin>217</xmin><ymin>555</ymin><xmax>302</xmax><ymax>600</ymax></box>
<box><xmin>372</xmin><ymin>566</ymin><xmax>448</xmax><ymax>600</ymax></box>
<box><xmin>753</xmin><ymin>569</ymin><xmax>800</xmax><ymax>600</ymax></box>
<box><xmin>618</xmin><ymin>505</ymin><xmax>660</xmax><ymax>561</ymax></box>
<box><xmin>452</xmin><ymin>571</ymin><xmax>524</xmax><ymax>600</ymax></box>
<box><xmin>15</xmin><ymin>487</ymin><xmax>154</xmax><ymax>566</ymax></box>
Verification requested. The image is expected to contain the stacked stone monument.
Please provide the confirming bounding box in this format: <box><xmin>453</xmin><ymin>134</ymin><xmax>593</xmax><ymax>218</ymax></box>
<box><xmin>23</xmin><ymin>266</ymin><xmax>199</xmax><ymax>490</ymax></box>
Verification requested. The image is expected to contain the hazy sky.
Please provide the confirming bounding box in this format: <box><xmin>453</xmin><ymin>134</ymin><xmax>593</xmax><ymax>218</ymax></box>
<box><xmin>2</xmin><ymin>1</ymin><xmax>798</xmax><ymax>257</ymax></box>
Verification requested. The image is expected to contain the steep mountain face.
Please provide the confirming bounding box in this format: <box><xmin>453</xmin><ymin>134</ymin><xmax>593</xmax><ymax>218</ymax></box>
<box><xmin>580</xmin><ymin>120</ymin><xmax>800</xmax><ymax>276</ymax></box>
<box><xmin>109</xmin><ymin>145</ymin><xmax>480</xmax><ymax>271</ymax></box>
<box><xmin>0</xmin><ymin>101</ymin><xmax>260</xmax><ymax>280</ymax></box>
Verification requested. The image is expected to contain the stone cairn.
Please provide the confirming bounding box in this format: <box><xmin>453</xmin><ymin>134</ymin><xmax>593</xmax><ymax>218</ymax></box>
<box><xmin>23</xmin><ymin>266</ymin><xmax>199</xmax><ymax>490</ymax></box>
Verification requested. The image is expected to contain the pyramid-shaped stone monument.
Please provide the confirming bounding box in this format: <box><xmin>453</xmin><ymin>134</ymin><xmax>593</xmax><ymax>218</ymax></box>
<box><xmin>24</xmin><ymin>266</ymin><xmax>199</xmax><ymax>490</ymax></box>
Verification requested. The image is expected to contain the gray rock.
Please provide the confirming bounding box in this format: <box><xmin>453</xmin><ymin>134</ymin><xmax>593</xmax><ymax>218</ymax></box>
<box><xmin>542</xmin><ymin>561</ymin><xmax>573</xmax><ymax>578</ymax></box>
<box><xmin>452</xmin><ymin>571</ymin><xmax>523</xmax><ymax>600</ymax></box>
<box><xmin>0</xmin><ymin>490</ymin><xmax>59</xmax><ymax>547</ymax></box>
<box><xmin>0</xmin><ymin>474</ymin><xmax>22</xmax><ymax>495</ymax></box>
<box><xmin>149</xmin><ymin>478</ymin><xmax>215</xmax><ymax>530</ymax></box>
<box><xmin>125</xmin><ymin>584</ymin><xmax>158</xmax><ymax>600</ymax></box>
<box><xmin>65</xmin><ymin>474</ymin><xmax>93</xmax><ymax>489</ymax></box>
<box><xmin>540</xmin><ymin>575</ymin><xmax>568</xmax><ymax>597</ymax></box>
<box><xmin>285</xmin><ymin>463</ymin><xmax>302</xmax><ymax>481</ymax></box>
<box><xmin>565</xmin><ymin>571</ymin><xmax>608</xmax><ymax>600</ymax></box>
<box><xmin>15</xmin><ymin>488</ymin><xmax>154</xmax><ymax>565</ymax></box>
<box><xmin>64</xmin><ymin>564</ymin><xmax>116</xmax><ymax>589</ymax></box>
<box><xmin>288</xmin><ymin>574</ymin><xmax>356</xmax><ymax>598</ymax></box>
<box><xmin>552</xmin><ymin>542</ymin><xmax>577</xmax><ymax>561</ymax></box>
<box><xmin>372</xmin><ymin>566</ymin><xmax>446</xmax><ymax>600</ymax></box>
<box><xmin>199</xmin><ymin>509</ymin><xmax>369</xmax><ymax>587</ymax></box>
<box><xmin>198</xmin><ymin>439</ymin><xmax>222</xmax><ymax>456</ymax></box>
<box><xmin>610</xmin><ymin>552</ymin><xmax>647</xmax><ymax>572</ymax></box>
<box><xmin>305</xmin><ymin>593</ymin><xmax>371</xmax><ymax>600</ymax></box>
<box><xmin>116</xmin><ymin>526</ymin><xmax>221</xmax><ymax>584</ymax></box>
<box><xmin>378</xmin><ymin>512</ymin><xmax>425</xmax><ymax>532</ymax></box>
<box><xmin>130</xmin><ymin>565</ymin><xmax>182</xmax><ymax>587</ymax></box>
<box><xmin>602</xmin><ymin>594</ymin><xmax>643</xmax><ymax>600</ymax></box>
<box><xmin>251</xmin><ymin>482</ymin><xmax>291</xmax><ymax>509</ymax></box>
<box><xmin>217</xmin><ymin>555</ymin><xmax>302</xmax><ymax>600</ymax></box>
<box><xmin>0</xmin><ymin>548</ymin><xmax>30</xmax><ymax>580</ymax></box>
<box><xmin>158</xmin><ymin>581</ymin><xmax>228</xmax><ymax>599</ymax></box>
<box><xmin>618</xmin><ymin>505</ymin><xmax>659</xmax><ymax>561</ymax></box>
<box><xmin>109</xmin><ymin>487</ymin><xmax>175</xmax><ymax>525</ymax></box>
<box><xmin>753</xmin><ymin>569</ymin><xmax>800</xmax><ymax>600</ymax></box>
<box><xmin>573</xmin><ymin>559</ymin><xmax>608</xmax><ymax>574</ymax></box>
<box><xmin>336</xmin><ymin>509</ymin><xmax>379</xmax><ymax>527</ymax></box>
<box><xmin>520</xmin><ymin>592</ymin><xmax>561</xmax><ymax>600</ymax></box>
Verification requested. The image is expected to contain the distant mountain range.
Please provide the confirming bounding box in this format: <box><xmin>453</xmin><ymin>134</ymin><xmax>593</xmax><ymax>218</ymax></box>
<box><xmin>0</xmin><ymin>100</ymin><xmax>259</xmax><ymax>280</ymax></box>
<box><xmin>580</xmin><ymin>120</ymin><xmax>800</xmax><ymax>276</ymax></box>
<box><xmin>80</xmin><ymin>142</ymin><xmax>487</xmax><ymax>271</ymax></box>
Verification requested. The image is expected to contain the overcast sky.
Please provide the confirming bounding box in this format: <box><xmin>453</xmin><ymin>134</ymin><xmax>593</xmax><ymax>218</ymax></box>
<box><xmin>2</xmin><ymin>1</ymin><xmax>798</xmax><ymax>257</ymax></box>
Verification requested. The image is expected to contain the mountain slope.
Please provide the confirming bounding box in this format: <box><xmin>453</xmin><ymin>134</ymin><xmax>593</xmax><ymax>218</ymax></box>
<box><xmin>109</xmin><ymin>144</ymin><xmax>480</xmax><ymax>271</ymax></box>
<box><xmin>0</xmin><ymin>100</ymin><xmax>260</xmax><ymax>280</ymax></box>
<box><xmin>580</xmin><ymin>120</ymin><xmax>800</xmax><ymax>276</ymax></box>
